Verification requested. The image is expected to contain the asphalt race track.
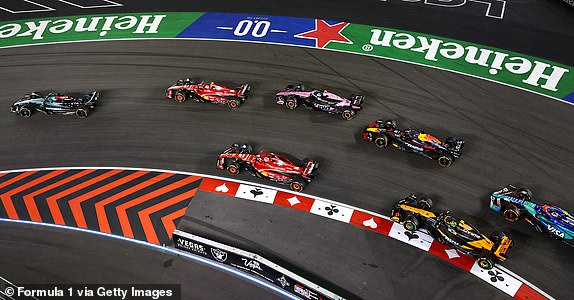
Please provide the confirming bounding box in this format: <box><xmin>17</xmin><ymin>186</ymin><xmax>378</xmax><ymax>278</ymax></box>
<box><xmin>178</xmin><ymin>190</ymin><xmax>505</xmax><ymax>300</ymax></box>
<box><xmin>0</xmin><ymin>40</ymin><xmax>572</xmax><ymax>298</ymax></box>
<box><xmin>0</xmin><ymin>221</ymin><xmax>286</xmax><ymax>300</ymax></box>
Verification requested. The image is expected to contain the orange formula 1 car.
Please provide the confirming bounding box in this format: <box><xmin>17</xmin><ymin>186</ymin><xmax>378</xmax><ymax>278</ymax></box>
<box><xmin>391</xmin><ymin>194</ymin><xmax>513</xmax><ymax>269</ymax></box>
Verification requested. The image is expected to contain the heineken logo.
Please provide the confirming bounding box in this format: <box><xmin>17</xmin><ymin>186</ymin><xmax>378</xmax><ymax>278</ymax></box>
<box><xmin>366</xmin><ymin>29</ymin><xmax>569</xmax><ymax>92</ymax></box>
<box><xmin>0</xmin><ymin>12</ymin><xmax>572</xmax><ymax>101</ymax></box>
<box><xmin>0</xmin><ymin>14</ymin><xmax>166</xmax><ymax>40</ymax></box>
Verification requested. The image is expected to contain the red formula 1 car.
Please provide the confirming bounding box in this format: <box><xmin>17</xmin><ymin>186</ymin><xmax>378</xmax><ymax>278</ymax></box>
<box><xmin>165</xmin><ymin>78</ymin><xmax>250</xmax><ymax>109</ymax></box>
<box><xmin>216</xmin><ymin>144</ymin><xmax>319</xmax><ymax>192</ymax></box>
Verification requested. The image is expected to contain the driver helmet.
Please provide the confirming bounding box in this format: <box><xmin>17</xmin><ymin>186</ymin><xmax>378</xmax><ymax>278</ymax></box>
<box><xmin>313</xmin><ymin>91</ymin><xmax>323</xmax><ymax>98</ymax></box>
<box><xmin>383</xmin><ymin>120</ymin><xmax>397</xmax><ymax>130</ymax></box>
<box><xmin>444</xmin><ymin>215</ymin><xmax>457</xmax><ymax>227</ymax></box>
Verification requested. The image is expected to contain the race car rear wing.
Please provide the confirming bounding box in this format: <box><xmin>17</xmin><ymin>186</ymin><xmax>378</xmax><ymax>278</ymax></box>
<box><xmin>489</xmin><ymin>185</ymin><xmax>529</xmax><ymax>212</ymax></box>
<box><xmin>302</xmin><ymin>160</ymin><xmax>319</xmax><ymax>179</ymax></box>
<box><xmin>216</xmin><ymin>143</ymin><xmax>253</xmax><ymax>168</ymax></box>
<box><xmin>216</xmin><ymin>145</ymin><xmax>240</xmax><ymax>170</ymax></box>
<box><xmin>237</xmin><ymin>84</ymin><xmax>250</xmax><ymax>98</ymax></box>
<box><xmin>493</xmin><ymin>235</ymin><xmax>513</xmax><ymax>260</ymax></box>
<box><xmin>398</xmin><ymin>204</ymin><xmax>437</xmax><ymax>219</ymax></box>
<box><xmin>283</xmin><ymin>84</ymin><xmax>305</xmax><ymax>92</ymax></box>
<box><xmin>492</xmin><ymin>185</ymin><xmax>517</xmax><ymax>196</ymax></box>
<box><xmin>350</xmin><ymin>95</ymin><xmax>364</xmax><ymax>109</ymax></box>
<box><xmin>83</xmin><ymin>91</ymin><xmax>99</xmax><ymax>107</ymax></box>
<box><xmin>445</xmin><ymin>138</ymin><xmax>464</xmax><ymax>158</ymax></box>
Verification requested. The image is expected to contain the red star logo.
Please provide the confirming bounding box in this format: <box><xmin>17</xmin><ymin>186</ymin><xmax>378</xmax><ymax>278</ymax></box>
<box><xmin>295</xmin><ymin>19</ymin><xmax>352</xmax><ymax>48</ymax></box>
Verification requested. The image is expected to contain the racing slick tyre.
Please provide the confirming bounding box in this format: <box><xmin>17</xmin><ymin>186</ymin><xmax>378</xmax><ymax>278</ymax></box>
<box><xmin>477</xmin><ymin>257</ymin><xmax>495</xmax><ymax>270</ymax></box>
<box><xmin>445</xmin><ymin>137</ymin><xmax>456</xmax><ymax>148</ymax></box>
<box><xmin>227</xmin><ymin>99</ymin><xmax>240</xmax><ymax>110</ymax></box>
<box><xmin>285</xmin><ymin>97</ymin><xmax>298</xmax><ymax>110</ymax></box>
<box><xmin>489</xmin><ymin>231</ymin><xmax>506</xmax><ymax>244</ymax></box>
<box><xmin>76</xmin><ymin>107</ymin><xmax>89</xmax><ymax>118</ymax></box>
<box><xmin>515</xmin><ymin>188</ymin><xmax>533</xmax><ymax>201</ymax></box>
<box><xmin>374</xmin><ymin>135</ymin><xmax>389</xmax><ymax>148</ymax></box>
<box><xmin>174</xmin><ymin>91</ymin><xmax>187</xmax><ymax>102</ymax></box>
<box><xmin>341</xmin><ymin>109</ymin><xmax>355</xmax><ymax>120</ymax></box>
<box><xmin>18</xmin><ymin>107</ymin><xmax>32</xmax><ymax>118</ymax></box>
<box><xmin>503</xmin><ymin>207</ymin><xmax>521</xmax><ymax>222</ymax></box>
<box><xmin>226</xmin><ymin>162</ymin><xmax>241</xmax><ymax>176</ymax></box>
<box><xmin>417</xmin><ymin>197</ymin><xmax>433</xmax><ymax>210</ymax></box>
<box><xmin>437</xmin><ymin>154</ymin><xmax>454</xmax><ymax>168</ymax></box>
<box><xmin>289</xmin><ymin>177</ymin><xmax>306</xmax><ymax>192</ymax></box>
<box><xmin>403</xmin><ymin>214</ymin><xmax>419</xmax><ymax>231</ymax></box>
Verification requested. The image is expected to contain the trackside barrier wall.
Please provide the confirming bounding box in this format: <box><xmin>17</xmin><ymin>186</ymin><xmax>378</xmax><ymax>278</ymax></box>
<box><xmin>172</xmin><ymin>230</ymin><xmax>345</xmax><ymax>300</ymax></box>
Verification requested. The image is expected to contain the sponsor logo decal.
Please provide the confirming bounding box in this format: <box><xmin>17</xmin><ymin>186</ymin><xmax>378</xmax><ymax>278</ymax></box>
<box><xmin>0</xmin><ymin>12</ymin><xmax>201</xmax><ymax>47</ymax></box>
<box><xmin>211</xmin><ymin>248</ymin><xmax>228</xmax><ymax>262</ymax></box>
<box><xmin>403</xmin><ymin>142</ymin><xmax>424</xmax><ymax>151</ymax></box>
<box><xmin>313</xmin><ymin>103</ymin><xmax>334</xmax><ymax>111</ymax></box>
<box><xmin>443</xmin><ymin>234</ymin><xmax>460</xmax><ymax>246</ymax></box>
<box><xmin>0</xmin><ymin>14</ymin><xmax>166</xmax><ymax>40</ymax></box>
<box><xmin>294</xmin><ymin>284</ymin><xmax>319</xmax><ymax>300</ymax></box>
<box><xmin>176</xmin><ymin>238</ymin><xmax>207</xmax><ymax>256</ymax></box>
<box><xmin>241</xmin><ymin>258</ymin><xmax>263</xmax><ymax>271</ymax></box>
<box><xmin>277</xmin><ymin>275</ymin><xmax>290</xmax><ymax>288</ymax></box>
<box><xmin>547</xmin><ymin>225</ymin><xmax>565</xmax><ymax>238</ymax></box>
<box><xmin>366</xmin><ymin>29</ymin><xmax>569</xmax><ymax>92</ymax></box>
<box><xmin>1</xmin><ymin>12</ymin><xmax>572</xmax><ymax>101</ymax></box>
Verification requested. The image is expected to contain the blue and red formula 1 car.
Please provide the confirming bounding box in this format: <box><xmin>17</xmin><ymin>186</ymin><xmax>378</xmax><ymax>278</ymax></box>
<box><xmin>490</xmin><ymin>185</ymin><xmax>574</xmax><ymax>247</ymax></box>
<box><xmin>363</xmin><ymin>119</ymin><xmax>464</xmax><ymax>167</ymax></box>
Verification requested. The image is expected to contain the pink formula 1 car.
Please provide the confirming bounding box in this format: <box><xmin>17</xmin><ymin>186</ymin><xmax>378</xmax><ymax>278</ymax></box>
<box><xmin>216</xmin><ymin>143</ymin><xmax>319</xmax><ymax>192</ymax></box>
<box><xmin>165</xmin><ymin>78</ymin><xmax>249</xmax><ymax>109</ymax></box>
<box><xmin>275</xmin><ymin>84</ymin><xmax>364</xmax><ymax>120</ymax></box>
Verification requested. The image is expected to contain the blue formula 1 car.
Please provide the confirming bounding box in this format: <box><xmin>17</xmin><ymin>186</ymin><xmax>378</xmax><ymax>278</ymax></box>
<box><xmin>11</xmin><ymin>91</ymin><xmax>99</xmax><ymax>118</ymax></box>
<box><xmin>490</xmin><ymin>185</ymin><xmax>574</xmax><ymax>247</ymax></box>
